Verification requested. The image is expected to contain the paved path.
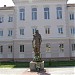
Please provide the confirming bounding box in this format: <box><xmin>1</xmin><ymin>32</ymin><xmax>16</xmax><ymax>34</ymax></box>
<box><xmin>0</xmin><ymin>67</ymin><xmax>75</xmax><ymax>75</ymax></box>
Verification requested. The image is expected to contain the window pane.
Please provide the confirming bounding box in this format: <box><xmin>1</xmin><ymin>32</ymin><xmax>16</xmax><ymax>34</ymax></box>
<box><xmin>8</xmin><ymin>30</ymin><xmax>13</xmax><ymax>36</ymax></box>
<box><xmin>71</xmin><ymin>27</ymin><xmax>75</xmax><ymax>34</ymax></box>
<box><xmin>72</xmin><ymin>44</ymin><xmax>75</xmax><ymax>51</ymax></box>
<box><xmin>32</xmin><ymin>28</ymin><xmax>37</xmax><ymax>34</ymax></box>
<box><xmin>0</xmin><ymin>17</ymin><xmax>4</xmax><ymax>23</ymax></box>
<box><xmin>8</xmin><ymin>16</ymin><xmax>13</xmax><ymax>22</ymax></box>
<box><xmin>19</xmin><ymin>8</ymin><xmax>25</xmax><ymax>20</ymax></box>
<box><xmin>20</xmin><ymin>45</ymin><xmax>24</xmax><ymax>52</ymax></box>
<box><xmin>57</xmin><ymin>7</ymin><xmax>62</xmax><ymax>19</ymax></box>
<box><xmin>8</xmin><ymin>45</ymin><xmax>12</xmax><ymax>52</ymax></box>
<box><xmin>0</xmin><ymin>30</ymin><xmax>3</xmax><ymax>36</ymax></box>
<box><xmin>44</xmin><ymin>7</ymin><xmax>50</xmax><ymax>19</ymax></box>
<box><xmin>45</xmin><ymin>27</ymin><xmax>50</xmax><ymax>34</ymax></box>
<box><xmin>0</xmin><ymin>46</ymin><xmax>3</xmax><ymax>53</ymax></box>
<box><xmin>45</xmin><ymin>28</ymin><xmax>47</xmax><ymax>34</ymax></box>
<box><xmin>20</xmin><ymin>29</ymin><xmax>24</xmax><ymax>35</ymax></box>
<box><xmin>32</xmin><ymin>8</ymin><xmax>37</xmax><ymax>20</ymax></box>
<box><xmin>70</xmin><ymin>13</ymin><xmax>74</xmax><ymax>20</ymax></box>
<box><xmin>58</xmin><ymin>27</ymin><xmax>63</xmax><ymax>34</ymax></box>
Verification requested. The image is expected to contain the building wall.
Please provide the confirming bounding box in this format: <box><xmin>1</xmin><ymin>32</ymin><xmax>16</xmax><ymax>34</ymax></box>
<box><xmin>14</xmin><ymin>0</ymin><xmax>67</xmax><ymax>40</ymax></box>
<box><xmin>0</xmin><ymin>0</ymin><xmax>75</xmax><ymax>62</ymax></box>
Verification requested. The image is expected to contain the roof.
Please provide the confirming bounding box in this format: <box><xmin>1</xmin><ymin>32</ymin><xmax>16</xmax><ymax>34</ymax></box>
<box><xmin>0</xmin><ymin>6</ymin><xmax>14</xmax><ymax>10</ymax></box>
<box><xmin>67</xmin><ymin>4</ymin><xmax>75</xmax><ymax>7</ymax></box>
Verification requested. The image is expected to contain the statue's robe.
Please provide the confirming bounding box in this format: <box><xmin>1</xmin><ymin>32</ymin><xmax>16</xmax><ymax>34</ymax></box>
<box><xmin>33</xmin><ymin>33</ymin><xmax>42</xmax><ymax>56</ymax></box>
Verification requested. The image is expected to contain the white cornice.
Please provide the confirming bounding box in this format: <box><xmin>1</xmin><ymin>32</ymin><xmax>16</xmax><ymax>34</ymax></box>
<box><xmin>12</xmin><ymin>0</ymin><xmax>68</xmax><ymax>4</ymax></box>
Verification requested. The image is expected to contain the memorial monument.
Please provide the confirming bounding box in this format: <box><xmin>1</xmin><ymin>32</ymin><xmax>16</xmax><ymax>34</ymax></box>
<box><xmin>30</xmin><ymin>30</ymin><xmax>44</xmax><ymax>71</ymax></box>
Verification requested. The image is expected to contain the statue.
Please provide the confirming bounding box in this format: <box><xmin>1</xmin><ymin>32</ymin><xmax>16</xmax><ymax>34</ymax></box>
<box><xmin>32</xmin><ymin>30</ymin><xmax>42</xmax><ymax>62</ymax></box>
<box><xmin>30</xmin><ymin>30</ymin><xmax>44</xmax><ymax>71</ymax></box>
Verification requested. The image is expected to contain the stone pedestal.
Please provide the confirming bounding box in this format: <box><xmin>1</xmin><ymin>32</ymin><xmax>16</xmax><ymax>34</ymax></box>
<box><xmin>30</xmin><ymin>61</ymin><xmax>44</xmax><ymax>71</ymax></box>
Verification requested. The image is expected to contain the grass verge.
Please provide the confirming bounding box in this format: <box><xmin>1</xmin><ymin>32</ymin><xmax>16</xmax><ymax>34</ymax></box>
<box><xmin>0</xmin><ymin>61</ymin><xmax>75</xmax><ymax>68</ymax></box>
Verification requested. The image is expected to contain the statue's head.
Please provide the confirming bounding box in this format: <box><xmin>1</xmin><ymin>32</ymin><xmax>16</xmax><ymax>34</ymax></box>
<box><xmin>35</xmin><ymin>30</ymin><xmax>39</xmax><ymax>34</ymax></box>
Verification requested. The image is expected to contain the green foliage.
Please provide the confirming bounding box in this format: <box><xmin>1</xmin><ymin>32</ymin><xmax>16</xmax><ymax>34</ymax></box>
<box><xmin>33</xmin><ymin>56</ymin><xmax>42</xmax><ymax>62</ymax></box>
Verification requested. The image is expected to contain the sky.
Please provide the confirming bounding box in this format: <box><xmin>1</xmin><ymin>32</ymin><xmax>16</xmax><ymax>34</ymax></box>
<box><xmin>0</xmin><ymin>0</ymin><xmax>75</xmax><ymax>7</ymax></box>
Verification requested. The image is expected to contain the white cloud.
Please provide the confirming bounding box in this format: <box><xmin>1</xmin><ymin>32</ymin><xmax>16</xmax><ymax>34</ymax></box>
<box><xmin>67</xmin><ymin>0</ymin><xmax>75</xmax><ymax>4</ymax></box>
<box><xmin>0</xmin><ymin>0</ymin><xmax>14</xmax><ymax>7</ymax></box>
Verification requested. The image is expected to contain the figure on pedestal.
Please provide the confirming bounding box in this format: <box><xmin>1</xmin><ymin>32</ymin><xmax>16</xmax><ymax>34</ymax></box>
<box><xmin>30</xmin><ymin>30</ymin><xmax>44</xmax><ymax>71</ymax></box>
<box><xmin>32</xmin><ymin>30</ymin><xmax>42</xmax><ymax>62</ymax></box>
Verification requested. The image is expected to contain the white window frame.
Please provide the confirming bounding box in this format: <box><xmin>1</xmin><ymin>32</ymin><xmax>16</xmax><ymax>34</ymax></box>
<box><xmin>0</xmin><ymin>16</ymin><xmax>4</xmax><ymax>23</ymax></box>
<box><xmin>32</xmin><ymin>8</ymin><xmax>37</xmax><ymax>20</ymax></box>
<box><xmin>19</xmin><ymin>7</ymin><xmax>25</xmax><ymax>20</ymax></box>
<box><xmin>71</xmin><ymin>27</ymin><xmax>75</xmax><ymax>35</ymax></box>
<box><xmin>8</xmin><ymin>29</ymin><xmax>13</xmax><ymax>36</ymax></box>
<box><xmin>72</xmin><ymin>44</ymin><xmax>75</xmax><ymax>51</ymax></box>
<box><xmin>20</xmin><ymin>28</ymin><xmax>25</xmax><ymax>35</ymax></box>
<box><xmin>0</xmin><ymin>45</ymin><xmax>3</xmax><ymax>53</ymax></box>
<box><xmin>0</xmin><ymin>29</ymin><xmax>3</xmax><ymax>36</ymax></box>
<box><xmin>8</xmin><ymin>45</ymin><xmax>13</xmax><ymax>53</ymax></box>
<box><xmin>44</xmin><ymin>7</ymin><xmax>50</xmax><ymax>19</ymax></box>
<box><xmin>32</xmin><ymin>26</ymin><xmax>37</xmax><ymax>35</ymax></box>
<box><xmin>58</xmin><ymin>26</ymin><xmax>63</xmax><ymax>34</ymax></box>
<box><xmin>70</xmin><ymin>13</ymin><xmax>74</xmax><ymax>20</ymax></box>
<box><xmin>8</xmin><ymin>15</ymin><xmax>13</xmax><ymax>22</ymax></box>
<box><xmin>45</xmin><ymin>26</ymin><xmax>50</xmax><ymax>34</ymax></box>
<box><xmin>20</xmin><ymin>45</ymin><xmax>24</xmax><ymax>52</ymax></box>
<box><xmin>56</xmin><ymin>6</ymin><xmax>62</xmax><ymax>19</ymax></box>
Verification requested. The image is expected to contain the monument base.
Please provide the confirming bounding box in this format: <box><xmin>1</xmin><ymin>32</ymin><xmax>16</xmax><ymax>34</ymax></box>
<box><xmin>30</xmin><ymin>61</ymin><xmax>44</xmax><ymax>71</ymax></box>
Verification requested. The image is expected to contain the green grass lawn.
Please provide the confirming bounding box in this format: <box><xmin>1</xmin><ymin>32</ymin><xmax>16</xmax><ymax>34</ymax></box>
<box><xmin>0</xmin><ymin>61</ymin><xmax>75</xmax><ymax>68</ymax></box>
<box><xmin>0</xmin><ymin>62</ymin><xmax>29</xmax><ymax>68</ymax></box>
<box><xmin>45</xmin><ymin>61</ymin><xmax>75</xmax><ymax>67</ymax></box>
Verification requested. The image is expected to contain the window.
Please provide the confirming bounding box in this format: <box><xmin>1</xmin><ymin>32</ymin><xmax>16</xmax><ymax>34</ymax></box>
<box><xmin>0</xmin><ymin>46</ymin><xmax>3</xmax><ymax>53</ymax></box>
<box><xmin>32</xmin><ymin>8</ymin><xmax>37</xmax><ymax>20</ymax></box>
<box><xmin>20</xmin><ymin>28</ymin><xmax>24</xmax><ymax>35</ymax></box>
<box><xmin>70</xmin><ymin>13</ymin><xmax>74</xmax><ymax>20</ymax></box>
<box><xmin>8</xmin><ymin>45</ymin><xmax>12</xmax><ymax>52</ymax></box>
<box><xmin>8</xmin><ymin>30</ymin><xmax>13</xmax><ymax>36</ymax></box>
<box><xmin>32</xmin><ymin>28</ymin><xmax>37</xmax><ymax>34</ymax></box>
<box><xmin>59</xmin><ymin>44</ymin><xmax>64</xmax><ymax>52</ymax></box>
<box><xmin>32</xmin><ymin>26</ymin><xmax>37</xmax><ymax>34</ymax></box>
<box><xmin>0</xmin><ymin>17</ymin><xmax>4</xmax><ymax>23</ymax></box>
<box><xmin>8</xmin><ymin>16</ymin><xmax>13</xmax><ymax>22</ymax></box>
<box><xmin>19</xmin><ymin>8</ymin><xmax>25</xmax><ymax>20</ymax></box>
<box><xmin>44</xmin><ymin>7</ymin><xmax>50</xmax><ymax>19</ymax></box>
<box><xmin>20</xmin><ymin>45</ymin><xmax>24</xmax><ymax>52</ymax></box>
<box><xmin>57</xmin><ymin>7</ymin><xmax>62</xmax><ymax>19</ymax></box>
<box><xmin>71</xmin><ymin>27</ymin><xmax>75</xmax><ymax>34</ymax></box>
<box><xmin>72</xmin><ymin>44</ymin><xmax>75</xmax><ymax>51</ymax></box>
<box><xmin>46</xmin><ymin>43</ymin><xmax>51</xmax><ymax>52</ymax></box>
<box><xmin>0</xmin><ymin>30</ymin><xmax>3</xmax><ymax>36</ymax></box>
<box><xmin>58</xmin><ymin>27</ymin><xmax>63</xmax><ymax>34</ymax></box>
<box><xmin>45</xmin><ymin>27</ymin><xmax>50</xmax><ymax>34</ymax></box>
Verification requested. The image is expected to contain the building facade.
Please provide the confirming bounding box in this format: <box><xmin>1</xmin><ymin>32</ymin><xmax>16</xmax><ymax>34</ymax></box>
<box><xmin>0</xmin><ymin>0</ymin><xmax>75</xmax><ymax>62</ymax></box>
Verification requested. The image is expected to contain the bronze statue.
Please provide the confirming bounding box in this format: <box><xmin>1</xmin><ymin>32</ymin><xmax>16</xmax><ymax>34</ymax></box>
<box><xmin>32</xmin><ymin>30</ymin><xmax>42</xmax><ymax>62</ymax></box>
